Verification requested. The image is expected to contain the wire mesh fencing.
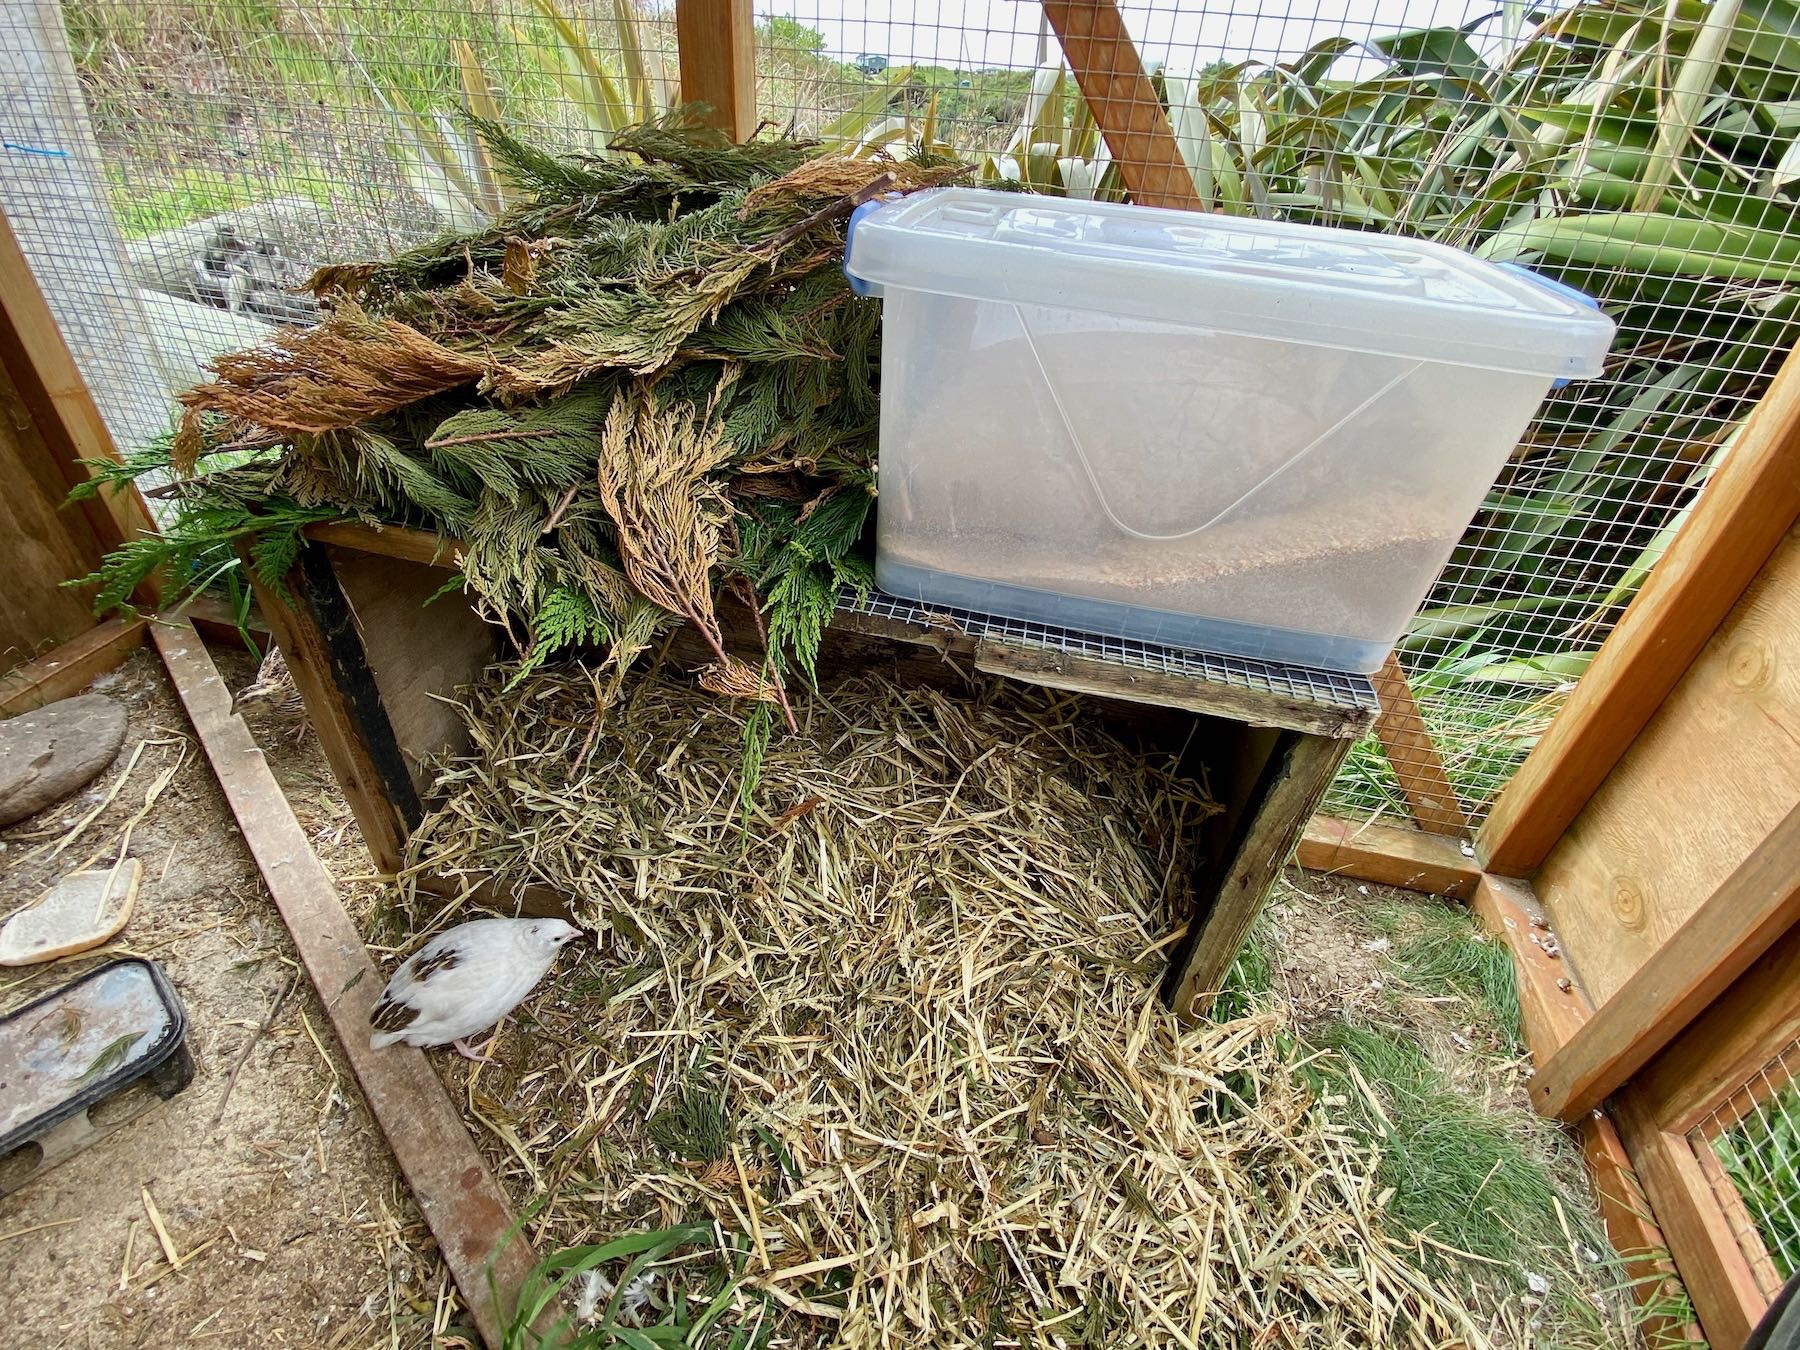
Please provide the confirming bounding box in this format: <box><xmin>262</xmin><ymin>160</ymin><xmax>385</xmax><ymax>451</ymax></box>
<box><xmin>1694</xmin><ymin>1038</ymin><xmax>1800</xmax><ymax>1291</ymax></box>
<box><xmin>2</xmin><ymin>0</ymin><xmax>1798</xmax><ymax>827</ymax></box>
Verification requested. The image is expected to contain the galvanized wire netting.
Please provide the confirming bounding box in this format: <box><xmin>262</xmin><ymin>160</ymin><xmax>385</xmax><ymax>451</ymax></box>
<box><xmin>3</xmin><ymin>0</ymin><xmax>1798</xmax><ymax>825</ymax></box>
<box><xmin>1695</xmin><ymin>1040</ymin><xmax>1800</xmax><ymax>1287</ymax></box>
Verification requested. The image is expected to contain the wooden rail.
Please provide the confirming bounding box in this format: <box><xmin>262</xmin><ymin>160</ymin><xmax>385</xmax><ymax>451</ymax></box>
<box><xmin>1480</xmin><ymin>341</ymin><xmax>1800</xmax><ymax>875</ymax></box>
<box><xmin>676</xmin><ymin>0</ymin><xmax>756</xmax><ymax>140</ymax></box>
<box><xmin>153</xmin><ymin>619</ymin><xmax>538</xmax><ymax>1349</ymax></box>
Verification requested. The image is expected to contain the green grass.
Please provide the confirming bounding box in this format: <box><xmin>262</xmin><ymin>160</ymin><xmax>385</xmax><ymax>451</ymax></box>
<box><xmin>1713</xmin><ymin>1084</ymin><xmax>1800</xmax><ymax>1280</ymax></box>
<box><xmin>1329</xmin><ymin>679</ymin><xmax>1555</xmax><ymax>821</ymax></box>
<box><xmin>1370</xmin><ymin>901</ymin><xmax>1524</xmax><ymax>1049</ymax></box>
<box><xmin>104</xmin><ymin>163</ymin><xmax>328</xmax><ymax>238</ymax></box>
<box><xmin>1211</xmin><ymin>912</ymin><xmax>1276</xmax><ymax>1021</ymax></box>
<box><xmin>500</xmin><ymin>1222</ymin><xmax>767</xmax><ymax>1349</ymax></box>
<box><xmin>1312</xmin><ymin>1021</ymin><xmax>1593</xmax><ymax>1274</ymax></box>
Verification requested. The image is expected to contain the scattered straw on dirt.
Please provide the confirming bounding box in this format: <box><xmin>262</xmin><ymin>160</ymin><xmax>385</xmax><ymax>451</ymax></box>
<box><xmin>393</xmin><ymin>663</ymin><xmax>1540</xmax><ymax>1348</ymax></box>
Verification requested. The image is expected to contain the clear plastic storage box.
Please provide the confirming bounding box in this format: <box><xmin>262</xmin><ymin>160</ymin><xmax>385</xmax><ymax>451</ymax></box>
<box><xmin>843</xmin><ymin>188</ymin><xmax>1616</xmax><ymax>672</ymax></box>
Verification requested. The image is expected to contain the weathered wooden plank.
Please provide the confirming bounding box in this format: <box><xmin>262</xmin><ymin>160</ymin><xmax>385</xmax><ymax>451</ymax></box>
<box><xmin>1480</xmin><ymin>344</ymin><xmax>1800</xmax><ymax>876</ymax></box>
<box><xmin>150</xmin><ymin>618</ymin><xmax>537</xmax><ymax>1350</ymax></box>
<box><xmin>1296</xmin><ymin>814</ymin><xmax>1479</xmax><ymax>899</ymax></box>
<box><xmin>1530</xmin><ymin>804</ymin><xmax>1800</xmax><ymax>1121</ymax></box>
<box><xmin>1613</xmin><ymin>1090</ymin><xmax>1766</xmax><ymax>1350</ymax></box>
<box><xmin>971</xmin><ymin>638</ymin><xmax>1371</xmax><ymax>739</ymax></box>
<box><xmin>676</xmin><ymin>0</ymin><xmax>756</xmax><ymax>141</ymax></box>
<box><xmin>0</xmin><ymin>616</ymin><xmax>144</xmax><ymax>715</ymax></box>
<box><xmin>306</xmin><ymin>520</ymin><xmax>462</xmax><ymax>568</ymax></box>
<box><xmin>1162</xmin><ymin>731</ymin><xmax>1351</xmax><ymax>1019</ymax></box>
<box><xmin>1535</xmin><ymin>526</ymin><xmax>1800</xmax><ymax>1006</ymax></box>
<box><xmin>244</xmin><ymin>543</ymin><xmax>419</xmax><ymax>874</ymax></box>
<box><xmin>1371</xmin><ymin>651</ymin><xmax>1469</xmax><ymax>836</ymax></box>
<box><xmin>1040</xmin><ymin>0</ymin><xmax>1201</xmax><ymax>210</ymax></box>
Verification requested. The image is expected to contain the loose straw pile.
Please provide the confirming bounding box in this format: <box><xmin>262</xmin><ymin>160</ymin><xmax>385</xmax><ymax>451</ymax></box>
<box><xmin>401</xmin><ymin>666</ymin><xmax>1497</xmax><ymax>1348</ymax></box>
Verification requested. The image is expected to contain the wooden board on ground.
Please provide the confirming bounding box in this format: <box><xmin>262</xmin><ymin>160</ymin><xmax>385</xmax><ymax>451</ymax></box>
<box><xmin>0</xmin><ymin>616</ymin><xmax>144</xmax><ymax>715</ymax></box>
<box><xmin>1470</xmin><ymin>874</ymin><xmax>1593</xmax><ymax>1070</ymax></box>
<box><xmin>152</xmin><ymin>618</ymin><xmax>538</xmax><ymax>1350</ymax></box>
<box><xmin>1575</xmin><ymin>1113</ymin><xmax>1706</xmax><ymax>1346</ymax></box>
<box><xmin>1534</xmin><ymin>525</ymin><xmax>1800</xmax><ymax>1007</ymax></box>
<box><xmin>1297</xmin><ymin>814</ymin><xmax>1479</xmax><ymax>899</ymax></box>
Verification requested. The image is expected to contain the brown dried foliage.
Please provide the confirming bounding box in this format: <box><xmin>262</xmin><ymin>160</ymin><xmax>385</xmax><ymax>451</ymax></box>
<box><xmin>173</xmin><ymin>307</ymin><xmax>485</xmax><ymax>472</ymax></box>
<box><xmin>594</xmin><ymin>380</ymin><xmax>737</xmax><ymax>667</ymax></box>
<box><xmin>739</xmin><ymin>155</ymin><xmax>968</xmax><ymax>218</ymax></box>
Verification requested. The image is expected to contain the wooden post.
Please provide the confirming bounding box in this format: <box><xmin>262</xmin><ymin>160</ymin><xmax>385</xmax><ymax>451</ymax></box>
<box><xmin>1479</xmin><ymin>342</ymin><xmax>1800</xmax><ymax>876</ymax></box>
<box><xmin>676</xmin><ymin>0</ymin><xmax>756</xmax><ymax>141</ymax></box>
<box><xmin>243</xmin><ymin>542</ymin><xmax>421</xmax><ymax>874</ymax></box>
<box><xmin>1162</xmin><ymin>731</ymin><xmax>1351</xmax><ymax>1017</ymax></box>
<box><xmin>1039</xmin><ymin>0</ymin><xmax>1200</xmax><ymax>210</ymax></box>
<box><xmin>1371</xmin><ymin>651</ymin><xmax>1469</xmax><ymax>835</ymax></box>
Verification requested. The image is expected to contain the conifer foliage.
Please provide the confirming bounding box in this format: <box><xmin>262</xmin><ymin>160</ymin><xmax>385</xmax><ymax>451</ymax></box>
<box><xmin>88</xmin><ymin>110</ymin><xmax>966</xmax><ymax>707</ymax></box>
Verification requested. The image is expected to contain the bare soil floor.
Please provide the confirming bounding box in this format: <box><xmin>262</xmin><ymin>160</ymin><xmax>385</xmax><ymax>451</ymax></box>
<box><xmin>0</xmin><ymin>648</ymin><xmax>451</xmax><ymax>1350</ymax></box>
<box><xmin>2</xmin><ymin>639</ymin><xmax>1623</xmax><ymax>1347</ymax></box>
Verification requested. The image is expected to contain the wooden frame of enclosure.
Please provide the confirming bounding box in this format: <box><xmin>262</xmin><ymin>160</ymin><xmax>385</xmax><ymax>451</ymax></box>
<box><xmin>4</xmin><ymin>1</ymin><xmax>1799</xmax><ymax>1345</ymax></box>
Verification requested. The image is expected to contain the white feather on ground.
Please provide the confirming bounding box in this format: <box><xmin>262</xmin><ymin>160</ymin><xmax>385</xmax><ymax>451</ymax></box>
<box><xmin>369</xmin><ymin>917</ymin><xmax>581</xmax><ymax>1053</ymax></box>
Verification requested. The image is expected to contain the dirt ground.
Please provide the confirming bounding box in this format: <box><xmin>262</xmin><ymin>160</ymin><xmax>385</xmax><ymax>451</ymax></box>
<box><xmin>0</xmin><ymin>640</ymin><xmax>1622</xmax><ymax>1348</ymax></box>
<box><xmin>0</xmin><ymin>648</ymin><xmax>453</xmax><ymax>1350</ymax></box>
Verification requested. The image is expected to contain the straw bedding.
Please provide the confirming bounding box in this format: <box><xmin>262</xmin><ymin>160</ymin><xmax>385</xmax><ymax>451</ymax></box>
<box><xmin>399</xmin><ymin>665</ymin><xmax>1499</xmax><ymax>1348</ymax></box>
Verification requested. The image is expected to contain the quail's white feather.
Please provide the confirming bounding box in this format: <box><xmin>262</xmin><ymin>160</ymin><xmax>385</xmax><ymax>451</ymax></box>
<box><xmin>369</xmin><ymin>917</ymin><xmax>581</xmax><ymax>1053</ymax></box>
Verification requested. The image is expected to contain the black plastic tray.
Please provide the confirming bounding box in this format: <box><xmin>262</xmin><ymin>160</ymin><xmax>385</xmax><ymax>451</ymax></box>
<box><xmin>0</xmin><ymin>958</ymin><xmax>193</xmax><ymax>1193</ymax></box>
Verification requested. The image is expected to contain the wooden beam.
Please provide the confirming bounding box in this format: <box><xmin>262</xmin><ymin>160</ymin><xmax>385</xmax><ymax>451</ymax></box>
<box><xmin>244</xmin><ymin>543</ymin><xmax>420</xmax><ymax>874</ymax></box>
<box><xmin>151</xmin><ymin>619</ymin><xmax>538</xmax><ymax>1350</ymax></box>
<box><xmin>1480</xmin><ymin>342</ymin><xmax>1800</xmax><ymax>876</ymax></box>
<box><xmin>1470</xmin><ymin>874</ymin><xmax>1595</xmax><ymax>1068</ymax></box>
<box><xmin>1613</xmin><ymin>1090</ymin><xmax>1767</xmax><ymax>1350</ymax></box>
<box><xmin>1371</xmin><ymin>651</ymin><xmax>1469</xmax><ymax>836</ymax></box>
<box><xmin>0</xmin><ymin>616</ymin><xmax>145</xmax><ymax>716</ymax></box>
<box><xmin>1040</xmin><ymin>0</ymin><xmax>1203</xmax><ymax>210</ymax></box>
<box><xmin>1575</xmin><ymin>1113</ymin><xmax>1707</xmax><ymax>1346</ymax></box>
<box><xmin>969</xmin><ymin>637</ymin><xmax>1370</xmax><ymax>739</ymax></box>
<box><xmin>1529</xmin><ymin>804</ymin><xmax>1800</xmax><ymax>1120</ymax></box>
<box><xmin>1296</xmin><ymin>813</ymin><xmax>1479</xmax><ymax>899</ymax></box>
<box><xmin>1163</xmin><ymin>731</ymin><xmax>1351</xmax><ymax>1019</ymax></box>
<box><xmin>306</xmin><ymin>520</ymin><xmax>463</xmax><ymax>569</ymax></box>
<box><xmin>0</xmin><ymin>208</ymin><xmax>156</xmax><ymax>580</ymax></box>
<box><xmin>180</xmin><ymin>593</ymin><xmax>271</xmax><ymax>652</ymax></box>
<box><xmin>1628</xmin><ymin>906</ymin><xmax>1800</xmax><ymax>1138</ymax></box>
<box><xmin>676</xmin><ymin>0</ymin><xmax>756</xmax><ymax>142</ymax></box>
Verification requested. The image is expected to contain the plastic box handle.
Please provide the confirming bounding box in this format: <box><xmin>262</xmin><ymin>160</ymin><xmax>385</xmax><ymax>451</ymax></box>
<box><xmin>843</xmin><ymin>197</ymin><xmax>890</xmax><ymax>298</ymax></box>
<box><xmin>1496</xmin><ymin>262</ymin><xmax>1603</xmax><ymax>388</ymax></box>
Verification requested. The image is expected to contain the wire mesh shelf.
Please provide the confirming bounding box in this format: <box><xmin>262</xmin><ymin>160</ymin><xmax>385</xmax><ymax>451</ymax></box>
<box><xmin>839</xmin><ymin>585</ymin><xmax>1382</xmax><ymax>717</ymax></box>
